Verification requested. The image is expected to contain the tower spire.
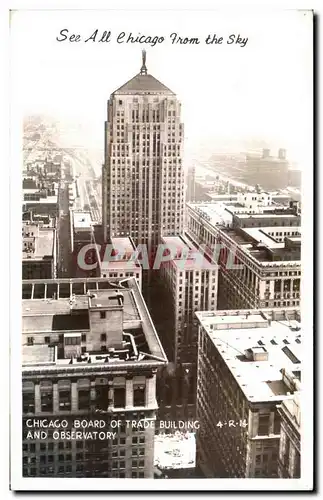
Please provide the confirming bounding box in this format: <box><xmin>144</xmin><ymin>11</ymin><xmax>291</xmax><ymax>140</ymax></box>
<box><xmin>140</xmin><ymin>49</ymin><xmax>148</xmax><ymax>75</ymax></box>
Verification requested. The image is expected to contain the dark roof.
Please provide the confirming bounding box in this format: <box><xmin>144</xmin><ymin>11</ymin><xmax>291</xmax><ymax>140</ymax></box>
<box><xmin>113</xmin><ymin>73</ymin><xmax>175</xmax><ymax>95</ymax></box>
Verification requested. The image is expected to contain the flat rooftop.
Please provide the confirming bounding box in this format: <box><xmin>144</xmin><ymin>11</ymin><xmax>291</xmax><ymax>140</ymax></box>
<box><xmin>22</xmin><ymin>228</ymin><xmax>55</xmax><ymax>259</ymax></box>
<box><xmin>187</xmin><ymin>203</ymin><xmax>233</xmax><ymax>227</ymax></box>
<box><xmin>23</xmin><ymin>195</ymin><xmax>58</xmax><ymax>205</ymax></box>
<box><xmin>242</xmin><ymin>226</ymin><xmax>301</xmax><ymax>249</ymax></box>
<box><xmin>22</xmin><ymin>288</ymin><xmax>140</xmax><ymax>331</ymax></box>
<box><xmin>22</xmin><ymin>277</ymin><xmax>167</xmax><ymax>371</ymax></box>
<box><xmin>162</xmin><ymin>235</ymin><xmax>216</xmax><ymax>270</ymax></box>
<box><xmin>196</xmin><ymin>309</ymin><xmax>302</xmax><ymax>403</ymax></box>
<box><xmin>111</xmin><ymin>237</ymin><xmax>136</xmax><ymax>254</ymax></box>
<box><xmin>73</xmin><ymin>211</ymin><xmax>92</xmax><ymax>229</ymax></box>
<box><xmin>99</xmin><ymin>237</ymin><xmax>140</xmax><ymax>270</ymax></box>
<box><xmin>220</xmin><ymin>226</ymin><xmax>301</xmax><ymax>263</ymax></box>
<box><xmin>236</xmin><ymin>213</ymin><xmax>298</xmax><ymax>219</ymax></box>
<box><xmin>23</xmin><ymin>345</ymin><xmax>56</xmax><ymax>365</ymax></box>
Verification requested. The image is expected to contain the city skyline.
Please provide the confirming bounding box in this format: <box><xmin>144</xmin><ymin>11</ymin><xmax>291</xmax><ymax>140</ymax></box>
<box><xmin>11</xmin><ymin>10</ymin><xmax>312</xmax><ymax>165</ymax></box>
<box><xmin>11</xmin><ymin>8</ymin><xmax>313</xmax><ymax>490</ymax></box>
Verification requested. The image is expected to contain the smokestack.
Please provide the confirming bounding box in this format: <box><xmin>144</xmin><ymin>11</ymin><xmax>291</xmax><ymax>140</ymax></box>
<box><xmin>278</xmin><ymin>148</ymin><xmax>286</xmax><ymax>160</ymax></box>
<box><xmin>262</xmin><ymin>148</ymin><xmax>270</xmax><ymax>159</ymax></box>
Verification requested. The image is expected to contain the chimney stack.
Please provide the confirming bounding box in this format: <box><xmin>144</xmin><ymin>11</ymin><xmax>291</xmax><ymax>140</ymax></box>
<box><xmin>278</xmin><ymin>148</ymin><xmax>287</xmax><ymax>160</ymax></box>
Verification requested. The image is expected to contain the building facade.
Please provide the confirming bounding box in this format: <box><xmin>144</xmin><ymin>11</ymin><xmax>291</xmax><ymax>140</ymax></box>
<box><xmin>195</xmin><ymin>308</ymin><xmax>302</xmax><ymax>478</ymax></box>
<box><xmin>186</xmin><ymin>200</ymin><xmax>301</xmax><ymax>310</ymax></box>
<box><xmin>157</xmin><ymin>235</ymin><xmax>218</xmax><ymax>420</ymax></box>
<box><xmin>277</xmin><ymin>375</ymin><xmax>301</xmax><ymax>478</ymax></box>
<box><xmin>22</xmin><ymin>277</ymin><xmax>167</xmax><ymax>478</ymax></box>
<box><xmin>102</xmin><ymin>52</ymin><xmax>185</xmax><ymax>254</ymax></box>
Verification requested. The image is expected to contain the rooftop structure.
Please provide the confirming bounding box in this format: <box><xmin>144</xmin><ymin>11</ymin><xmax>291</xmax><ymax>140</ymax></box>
<box><xmin>113</xmin><ymin>51</ymin><xmax>174</xmax><ymax>96</ymax></box>
<box><xmin>22</xmin><ymin>277</ymin><xmax>166</xmax><ymax>371</ymax></box>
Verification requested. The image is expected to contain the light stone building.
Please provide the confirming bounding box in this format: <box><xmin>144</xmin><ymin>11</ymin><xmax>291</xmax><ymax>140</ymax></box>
<box><xmin>102</xmin><ymin>52</ymin><xmax>185</xmax><ymax>254</ymax></box>
<box><xmin>158</xmin><ymin>235</ymin><xmax>218</xmax><ymax>420</ymax></box>
<box><xmin>186</xmin><ymin>200</ymin><xmax>301</xmax><ymax>310</ymax></box>
<box><xmin>22</xmin><ymin>277</ymin><xmax>167</xmax><ymax>478</ymax></box>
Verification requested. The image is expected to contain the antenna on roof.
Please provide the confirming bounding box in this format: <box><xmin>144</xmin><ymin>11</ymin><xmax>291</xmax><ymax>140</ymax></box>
<box><xmin>140</xmin><ymin>49</ymin><xmax>148</xmax><ymax>75</ymax></box>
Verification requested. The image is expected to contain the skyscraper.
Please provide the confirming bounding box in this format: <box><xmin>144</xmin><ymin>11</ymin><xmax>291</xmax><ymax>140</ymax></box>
<box><xmin>102</xmin><ymin>51</ymin><xmax>185</xmax><ymax>255</ymax></box>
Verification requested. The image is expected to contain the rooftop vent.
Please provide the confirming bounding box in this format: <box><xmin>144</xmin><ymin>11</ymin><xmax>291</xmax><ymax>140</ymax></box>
<box><xmin>245</xmin><ymin>346</ymin><xmax>269</xmax><ymax>362</ymax></box>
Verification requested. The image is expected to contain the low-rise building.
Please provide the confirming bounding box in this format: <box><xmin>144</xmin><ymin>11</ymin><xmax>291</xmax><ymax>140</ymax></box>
<box><xmin>22</xmin><ymin>220</ymin><xmax>57</xmax><ymax>279</ymax></box>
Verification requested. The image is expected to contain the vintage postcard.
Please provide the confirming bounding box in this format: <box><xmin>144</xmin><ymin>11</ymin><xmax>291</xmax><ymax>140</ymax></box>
<box><xmin>9</xmin><ymin>8</ymin><xmax>314</xmax><ymax>491</ymax></box>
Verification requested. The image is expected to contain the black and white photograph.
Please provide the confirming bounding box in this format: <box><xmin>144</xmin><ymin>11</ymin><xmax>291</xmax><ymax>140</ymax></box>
<box><xmin>9</xmin><ymin>7</ymin><xmax>314</xmax><ymax>491</ymax></box>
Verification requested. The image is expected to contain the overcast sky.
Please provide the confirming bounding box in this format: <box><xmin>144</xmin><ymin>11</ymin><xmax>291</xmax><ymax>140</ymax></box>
<box><xmin>10</xmin><ymin>9</ymin><xmax>312</xmax><ymax>165</ymax></box>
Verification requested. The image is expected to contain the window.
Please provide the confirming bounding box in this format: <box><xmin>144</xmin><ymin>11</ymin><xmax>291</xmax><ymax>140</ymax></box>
<box><xmin>100</xmin><ymin>333</ymin><xmax>107</xmax><ymax>342</ymax></box>
<box><xmin>23</xmin><ymin>392</ymin><xmax>35</xmax><ymax>414</ymax></box>
<box><xmin>258</xmin><ymin>414</ymin><xmax>270</xmax><ymax>436</ymax></box>
<box><xmin>81</xmin><ymin>334</ymin><xmax>86</xmax><ymax>342</ymax></box>
<box><xmin>114</xmin><ymin>387</ymin><xmax>125</xmax><ymax>408</ymax></box>
<box><xmin>65</xmin><ymin>336</ymin><xmax>80</xmax><ymax>346</ymax></box>
<box><xmin>40</xmin><ymin>389</ymin><xmax>53</xmax><ymax>413</ymax></box>
<box><xmin>27</xmin><ymin>337</ymin><xmax>34</xmax><ymax>346</ymax></box>
<box><xmin>59</xmin><ymin>390</ymin><xmax>71</xmax><ymax>410</ymax></box>
<box><xmin>78</xmin><ymin>389</ymin><xmax>90</xmax><ymax>410</ymax></box>
<box><xmin>44</xmin><ymin>336</ymin><xmax>50</xmax><ymax>344</ymax></box>
<box><xmin>100</xmin><ymin>311</ymin><xmax>106</xmax><ymax>319</ymax></box>
<box><xmin>133</xmin><ymin>386</ymin><xmax>146</xmax><ymax>407</ymax></box>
